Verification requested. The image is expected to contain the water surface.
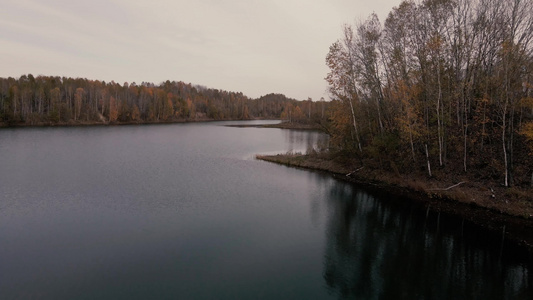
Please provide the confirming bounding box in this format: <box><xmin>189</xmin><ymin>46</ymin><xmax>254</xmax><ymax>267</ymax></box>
<box><xmin>0</xmin><ymin>121</ymin><xmax>531</xmax><ymax>299</ymax></box>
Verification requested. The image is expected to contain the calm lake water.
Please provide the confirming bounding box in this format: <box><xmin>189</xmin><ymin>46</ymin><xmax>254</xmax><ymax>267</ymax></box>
<box><xmin>0</xmin><ymin>121</ymin><xmax>531</xmax><ymax>299</ymax></box>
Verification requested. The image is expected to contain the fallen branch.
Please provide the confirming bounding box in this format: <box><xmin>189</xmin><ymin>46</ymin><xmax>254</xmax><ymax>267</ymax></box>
<box><xmin>429</xmin><ymin>181</ymin><xmax>466</xmax><ymax>191</ymax></box>
<box><xmin>346</xmin><ymin>167</ymin><xmax>364</xmax><ymax>177</ymax></box>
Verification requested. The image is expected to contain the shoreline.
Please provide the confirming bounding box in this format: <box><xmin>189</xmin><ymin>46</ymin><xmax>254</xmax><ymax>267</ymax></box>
<box><xmin>0</xmin><ymin>118</ymin><xmax>282</xmax><ymax>129</ymax></box>
<box><xmin>256</xmin><ymin>153</ymin><xmax>533</xmax><ymax>254</ymax></box>
<box><xmin>224</xmin><ymin>121</ymin><xmax>324</xmax><ymax>131</ymax></box>
<box><xmin>0</xmin><ymin>119</ymin><xmax>324</xmax><ymax>132</ymax></box>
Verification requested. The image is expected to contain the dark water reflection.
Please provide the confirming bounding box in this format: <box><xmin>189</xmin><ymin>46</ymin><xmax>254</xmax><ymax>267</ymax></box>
<box><xmin>323</xmin><ymin>183</ymin><xmax>532</xmax><ymax>299</ymax></box>
<box><xmin>0</xmin><ymin>121</ymin><xmax>531</xmax><ymax>299</ymax></box>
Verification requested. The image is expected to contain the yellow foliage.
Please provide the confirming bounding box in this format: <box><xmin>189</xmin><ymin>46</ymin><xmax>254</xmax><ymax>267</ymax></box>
<box><xmin>520</xmin><ymin>97</ymin><xmax>533</xmax><ymax>109</ymax></box>
<box><xmin>521</xmin><ymin>122</ymin><xmax>533</xmax><ymax>141</ymax></box>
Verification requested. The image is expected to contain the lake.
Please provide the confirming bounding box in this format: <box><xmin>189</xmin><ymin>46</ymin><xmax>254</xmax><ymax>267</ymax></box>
<box><xmin>0</xmin><ymin>121</ymin><xmax>531</xmax><ymax>299</ymax></box>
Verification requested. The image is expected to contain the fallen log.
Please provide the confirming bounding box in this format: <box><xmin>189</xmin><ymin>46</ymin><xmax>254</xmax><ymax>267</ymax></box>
<box><xmin>429</xmin><ymin>181</ymin><xmax>466</xmax><ymax>191</ymax></box>
<box><xmin>346</xmin><ymin>166</ymin><xmax>364</xmax><ymax>177</ymax></box>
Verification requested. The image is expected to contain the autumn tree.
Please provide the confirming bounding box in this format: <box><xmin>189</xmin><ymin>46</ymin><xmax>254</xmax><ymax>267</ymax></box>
<box><xmin>326</xmin><ymin>0</ymin><xmax>533</xmax><ymax>186</ymax></box>
<box><xmin>108</xmin><ymin>96</ymin><xmax>118</xmax><ymax>123</ymax></box>
<box><xmin>74</xmin><ymin>87</ymin><xmax>84</xmax><ymax>121</ymax></box>
<box><xmin>326</xmin><ymin>32</ymin><xmax>363</xmax><ymax>152</ymax></box>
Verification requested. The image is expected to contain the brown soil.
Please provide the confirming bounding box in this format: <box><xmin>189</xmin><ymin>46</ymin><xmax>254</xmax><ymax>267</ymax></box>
<box><xmin>256</xmin><ymin>152</ymin><xmax>533</xmax><ymax>253</ymax></box>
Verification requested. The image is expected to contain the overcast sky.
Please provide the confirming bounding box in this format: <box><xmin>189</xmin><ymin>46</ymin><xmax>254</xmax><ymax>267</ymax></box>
<box><xmin>1</xmin><ymin>0</ymin><xmax>402</xmax><ymax>100</ymax></box>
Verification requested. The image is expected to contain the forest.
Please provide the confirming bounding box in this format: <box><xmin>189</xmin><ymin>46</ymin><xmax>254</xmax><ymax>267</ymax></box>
<box><xmin>324</xmin><ymin>0</ymin><xmax>533</xmax><ymax>188</ymax></box>
<box><xmin>0</xmin><ymin>75</ymin><xmax>327</xmax><ymax>126</ymax></box>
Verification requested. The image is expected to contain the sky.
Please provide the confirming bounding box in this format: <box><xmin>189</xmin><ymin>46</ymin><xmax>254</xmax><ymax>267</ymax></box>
<box><xmin>1</xmin><ymin>0</ymin><xmax>403</xmax><ymax>100</ymax></box>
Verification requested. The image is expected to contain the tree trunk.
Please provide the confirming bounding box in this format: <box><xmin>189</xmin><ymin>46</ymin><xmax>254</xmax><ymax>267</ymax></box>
<box><xmin>436</xmin><ymin>59</ymin><xmax>444</xmax><ymax>167</ymax></box>
<box><xmin>409</xmin><ymin>123</ymin><xmax>416</xmax><ymax>162</ymax></box>
<box><xmin>502</xmin><ymin>108</ymin><xmax>509</xmax><ymax>187</ymax></box>
<box><xmin>425</xmin><ymin>143</ymin><xmax>432</xmax><ymax>177</ymax></box>
<box><xmin>348</xmin><ymin>97</ymin><xmax>362</xmax><ymax>152</ymax></box>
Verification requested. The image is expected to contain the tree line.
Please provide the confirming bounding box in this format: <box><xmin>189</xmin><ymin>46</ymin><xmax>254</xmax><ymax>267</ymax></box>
<box><xmin>0</xmin><ymin>75</ymin><xmax>328</xmax><ymax>126</ymax></box>
<box><xmin>325</xmin><ymin>0</ymin><xmax>533</xmax><ymax>187</ymax></box>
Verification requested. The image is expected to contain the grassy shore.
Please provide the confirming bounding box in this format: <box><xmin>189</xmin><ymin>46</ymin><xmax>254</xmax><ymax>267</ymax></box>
<box><xmin>256</xmin><ymin>152</ymin><xmax>533</xmax><ymax>252</ymax></box>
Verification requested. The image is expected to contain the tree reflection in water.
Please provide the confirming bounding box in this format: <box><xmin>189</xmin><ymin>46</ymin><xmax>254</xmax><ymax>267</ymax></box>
<box><xmin>322</xmin><ymin>182</ymin><xmax>532</xmax><ymax>299</ymax></box>
<box><xmin>285</xmin><ymin>130</ymin><xmax>329</xmax><ymax>154</ymax></box>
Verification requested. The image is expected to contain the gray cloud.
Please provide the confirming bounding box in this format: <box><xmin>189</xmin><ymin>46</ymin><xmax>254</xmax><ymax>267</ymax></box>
<box><xmin>0</xmin><ymin>0</ymin><xmax>401</xmax><ymax>99</ymax></box>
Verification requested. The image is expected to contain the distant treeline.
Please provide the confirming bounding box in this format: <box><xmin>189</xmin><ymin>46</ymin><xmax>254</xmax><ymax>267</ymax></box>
<box><xmin>326</xmin><ymin>0</ymin><xmax>533</xmax><ymax>187</ymax></box>
<box><xmin>0</xmin><ymin>75</ymin><xmax>328</xmax><ymax>126</ymax></box>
